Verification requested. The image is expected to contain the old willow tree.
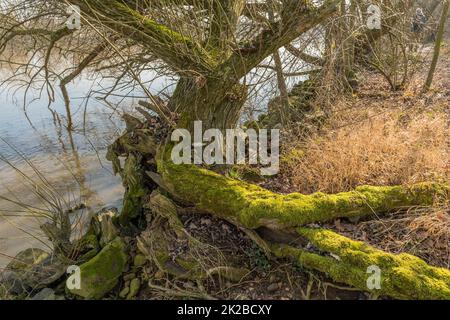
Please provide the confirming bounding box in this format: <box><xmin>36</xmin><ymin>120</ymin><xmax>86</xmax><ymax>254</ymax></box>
<box><xmin>1</xmin><ymin>0</ymin><xmax>449</xmax><ymax>299</ymax></box>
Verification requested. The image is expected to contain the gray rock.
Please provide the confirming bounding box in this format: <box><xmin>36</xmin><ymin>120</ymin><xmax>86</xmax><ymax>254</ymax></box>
<box><xmin>7</xmin><ymin>248</ymin><xmax>49</xmax><ymax>271</ymax></box>
<box><xmin>1</xmin><ymin>248</ymin><xmax>65</xmax><ymax>295</ymax></box>
<box><xmin>22</xmin><ymin>256</ymin><xmax>66</xmax><ymax>289</ymax></box>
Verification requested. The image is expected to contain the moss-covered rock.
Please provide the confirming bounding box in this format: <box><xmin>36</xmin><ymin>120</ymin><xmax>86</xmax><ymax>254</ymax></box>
<box><xmin>69</xmin><ymin>237</ymin><xmax>128</xmax><ymax>299</ymax></box>
<box><xmin>3</xmin><ymin>248</ymin><xmax>66</xmax><ymax>295</ymax></box>
<box><xmin>119</xmin><ymin>286</ymin><xmax>130</xmax><ymax>299</ymax></box>
<box><xmin>133</xmin><ymin>254</ymin><xmax>147</xmax><ymax>267</ymax></box>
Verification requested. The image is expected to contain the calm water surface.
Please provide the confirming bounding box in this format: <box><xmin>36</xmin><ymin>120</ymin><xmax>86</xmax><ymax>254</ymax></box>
<box><xmin>0</xmin><ymin>52</ymin><xmax>308</xmax><ymax>267</ymax></box>
<box><xmin>0</xmin><ymin>74</ymin><xmax>139</xmax><ymax>267</ymax></box>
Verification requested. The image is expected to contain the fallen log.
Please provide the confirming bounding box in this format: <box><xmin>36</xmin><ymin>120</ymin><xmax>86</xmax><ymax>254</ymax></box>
<box><xmin>154</xmin><ymin>151</ymin><xmax>450</xmax><ymax>299</ymax></box>
<box><xmin>157</xmin><ymin>154</ymin><xmax>449</xmax><ymax>229</ymax></box>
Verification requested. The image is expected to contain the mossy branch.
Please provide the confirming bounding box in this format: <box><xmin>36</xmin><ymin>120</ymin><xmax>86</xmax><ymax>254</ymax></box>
<box><xmin>157</xmin><ymin>157</ymin><xmax>450</xmax><ymax>299</ymax></box>
<box><xmin>273</xmin><ymin>228</ymin><xmax>450</xmax><ymax>300</ymax></box>
<box><xmin>68</xmin><ymin>0</ymin><xmax>216</xmax><ymax>73</ymax></box>
<box><xmin>158</xmin><ymin>158</ymin><xmax>449</xmax><ymax>229</ymax></box>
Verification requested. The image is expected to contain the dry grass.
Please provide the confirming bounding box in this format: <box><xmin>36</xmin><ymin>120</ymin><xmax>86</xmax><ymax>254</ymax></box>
<box><xmin>280</xmin><ymin>43</ymin><xmax>450</xmax><ymax>195</ymax></box>
<box><xmin>279</xmin><ymin>96</ymin><xmax>450</xmax><ymax>269</ymax></box>
<box><xmin>282</xmin><ymin>108</ymin><xmax>449</xmax><ymax>194</ymax></box>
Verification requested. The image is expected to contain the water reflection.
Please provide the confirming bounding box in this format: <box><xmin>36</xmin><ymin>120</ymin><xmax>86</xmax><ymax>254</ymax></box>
<box><xmin>0</xmin><ymin>76</ymin><xmax>128</xmax><ymax>267</ymax></box>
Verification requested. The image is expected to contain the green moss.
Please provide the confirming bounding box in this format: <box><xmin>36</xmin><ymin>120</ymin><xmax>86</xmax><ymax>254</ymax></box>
<box><xmin>126</xmin><ymin>278</ymin><xmax>141</xmax><ymax>300</ymax></box>
<box><xmin>157</xmin><ymin>150</ymin><xmax>449</xmax><ymax>229</ymax></box>
<box><xmin>156</xmin><ymin>147</ymin><xmax>450</xmax><ymax>299</ymax></box>
<box><xmin>75</xmin><ymin>234</ymin><xmax>100</xmax><ymax>262</ymax></box>
<box><xmin>154</xmin><ymin>250</ymin><xmax>170</xmax><ymax>267</ymax></box>
<box><xmin>175</xmin><ymin>257</ymin><xmax>199</xmax><ymax>273</ymax></box>
<box><xmin>119</xmin><ymin>286</ymin><xmax>130</xmax><ymax>299</ymax></box>
<box><xmin>273</xmin><ymin>228</ymin><xmax>450</xmax><ymax>300</ymax></box>
<box><xmin>69</xmin><ymin>237</ymin><xmax>128</xmax><ymax>300</ymax></box>
<box><xmin>120</xmin><ymin>153</ymin><xmax>148</xmax><ymax>225</ymax></box>
<box><xmin>133</xmin><ymin>254</ymin><xmax>147</xmax><ymax>267</ymax></box>
<box><xmin>112</xmin><ymin>1</ymin><xmax>217</xmax><ymax>69</ymax></box>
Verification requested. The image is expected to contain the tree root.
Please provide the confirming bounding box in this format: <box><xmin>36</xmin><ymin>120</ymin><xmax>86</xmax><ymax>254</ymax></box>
<box><xmin>137</xmin><ymin>190</ymin><xmax>239</xmax><ymax>282</ymax></box>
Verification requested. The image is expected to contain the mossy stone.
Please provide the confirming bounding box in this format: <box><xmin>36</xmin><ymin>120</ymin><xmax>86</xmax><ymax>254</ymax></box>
<box><xmin>69</xmin><ymin>237</ymin><xmax>128</xmax><ymax>299</ymax></box>
<box><xmin>119</xmin><ymin>286</ymin><xmax>130</xmax><ymax>299</ymax></box>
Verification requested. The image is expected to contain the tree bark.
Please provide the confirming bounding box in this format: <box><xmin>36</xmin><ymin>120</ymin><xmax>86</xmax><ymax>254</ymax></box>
<box><xmin>169</xmin><ymin>77</ymin><xmax>248</xmax><ymax>132</ymax></box>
